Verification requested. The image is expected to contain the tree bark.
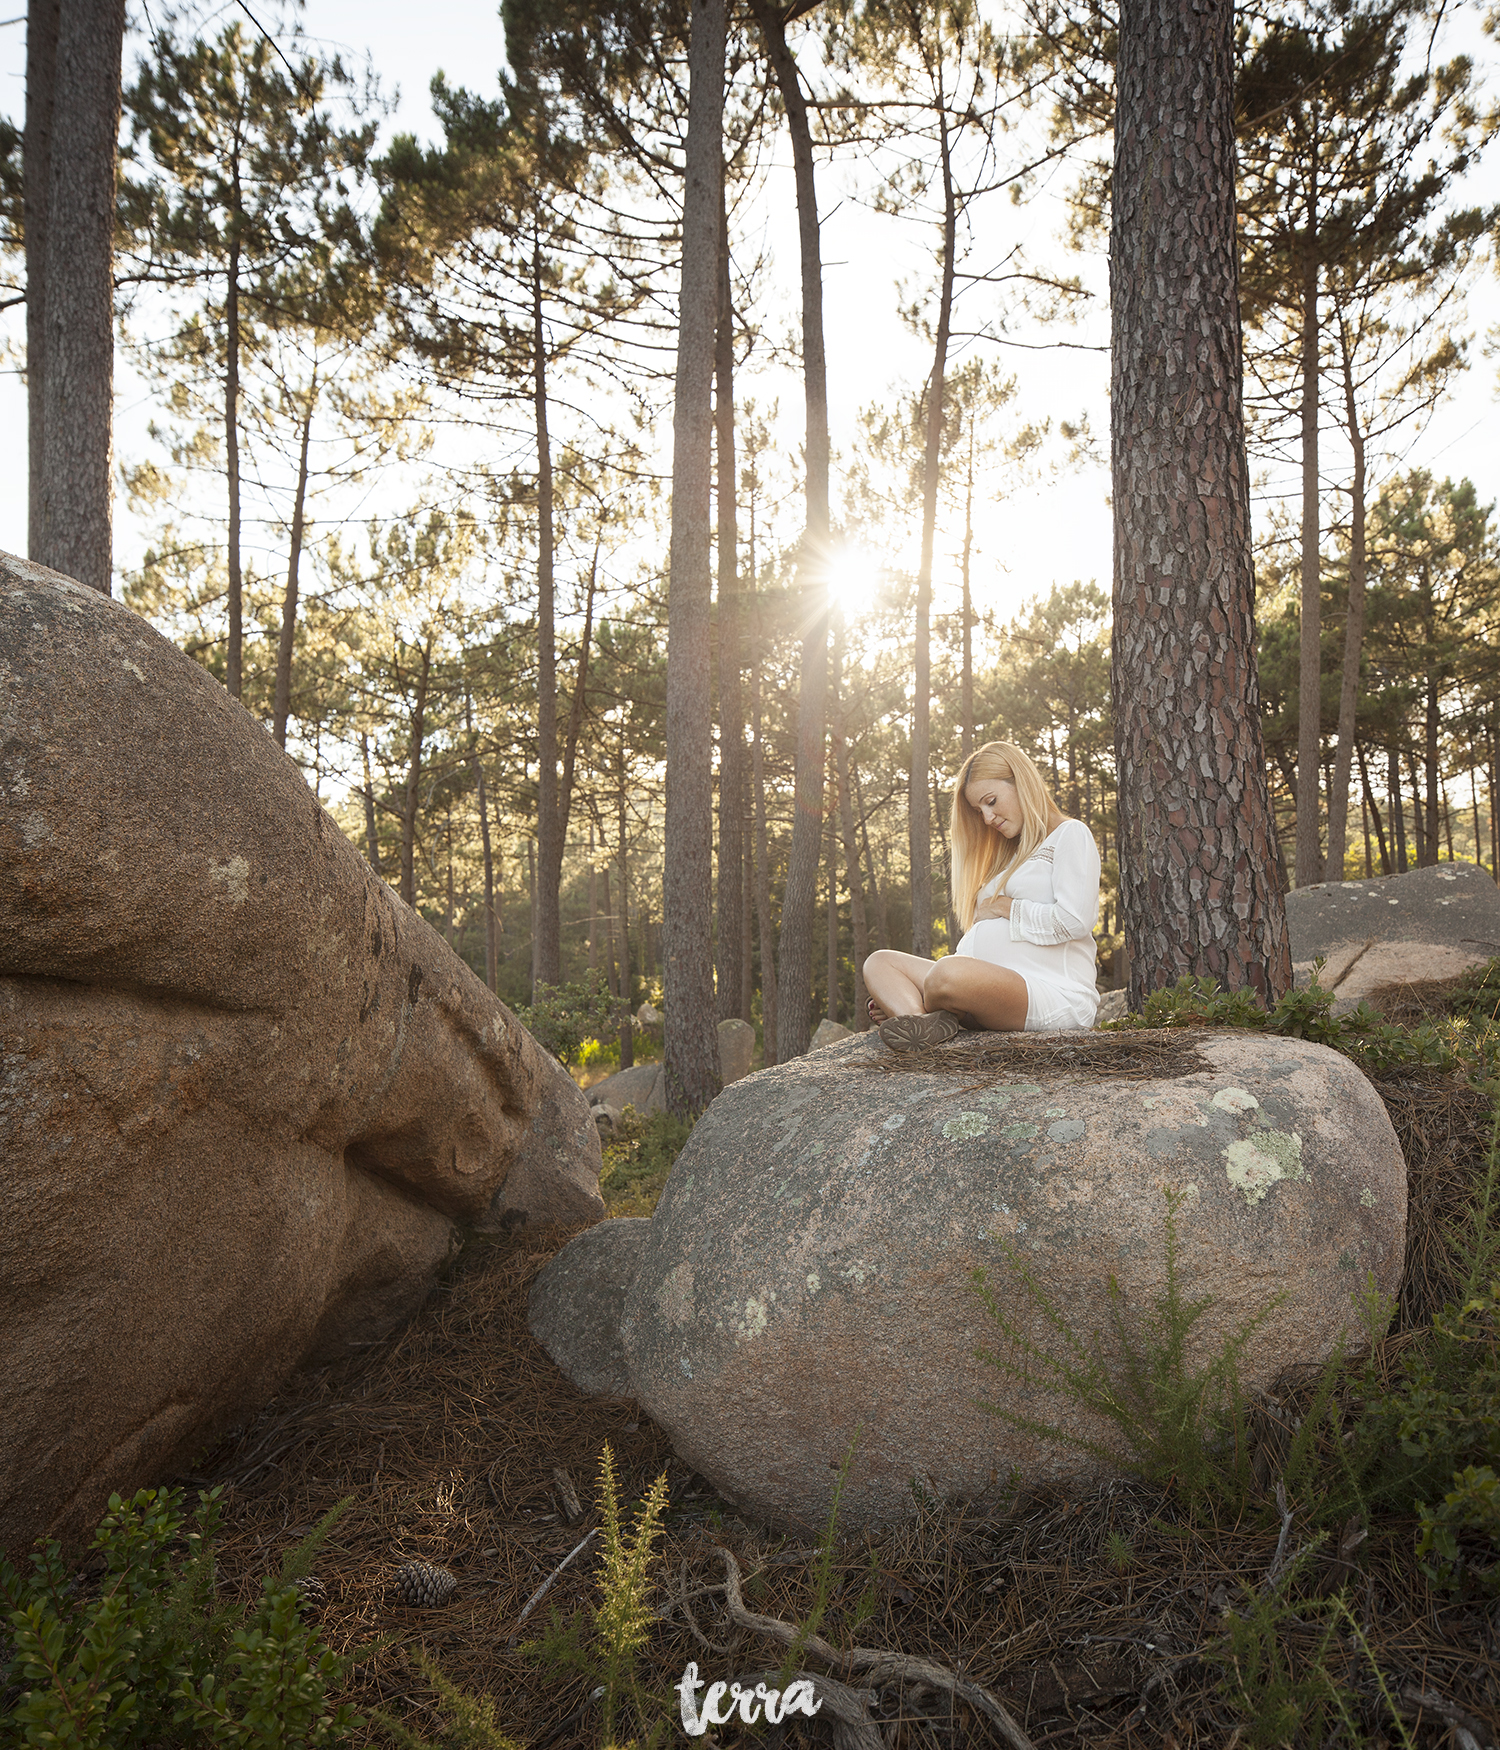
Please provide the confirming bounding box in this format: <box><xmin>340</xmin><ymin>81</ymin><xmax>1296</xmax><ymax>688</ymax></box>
<box><xmin>467</xmin><ymin>695</ymin><xmax>498</xmax><ymax>992</ymax></box>
<box><xmin>558</xmin><ymin>546</ymin><xmax>598</xmax><ymax>847</ymax></box>
<box><xmin>399</xmin><ymin>638</ymin><xmax>433</xmax><ymax>909</ymax></box>
<box><xmin>825</xmin><ymin>797</ymin><xmax>838</xmax><ymax>1024</ymax></box>
<box><xmin>751</xmin><ymin>579</ymin><xmax>778</xmax><ymax>1066</ymax></box>
<box><xmin>662</xmin><ymin>0</ymin><xmax>727</xmax><ymax>1116</ymax></box>
<box><xmin>224</xmin><ymin>215</ymin><xmax>244</xmax><ymax>693</ymax></box>
<box><xmin>715</xmin><ymin>162</ymin><xmax>745</xmax><ymax>1022</ymax></box>
<box><xmin>37</xmin><ymin>0</ymin><xmax>125</xmax><ymax>597</ymax></box>
<box><xmin>909</xmin><ymin>103</ymin><xmax>957</xmax><ymax>958</ymax></box>
<box><xmin>753</xmin><ymin>0</ymin><xmax>830</xmax><ymax>1062</ymax></box>
<box><xmin>832</xmin><ymin>618</ymin><xmax>870</xmax><ymax>1028</ymax></box>
<box><xmin>617</xmin><ymin>723</ymin><xmax>634</xmax><ymax>1067</ymax></box>
<box><xmin>273</xmin><ymin>386</ymin><xmax>315</xmax><ymax>748</ymax></box>
<box><xmin>361</xmin><ymin>732</ymin><xmax>382</xmax><ymax>875</ymax></box>
<box><xmin>961</xmin><ymin>425</ymin><xmax>976</xmax><ymax>764</ymax></box>
<box><xmin>1295</xmin><ymin>134</ymin><xmax>1323</xmax><ymax>887</ymax></box>
<box><xmin>1389</xmin><ymin>746</ymin><xmax>1408</xmax><ymax>871</ymax></box>
<box><xmin>1109</xmin><ymin>0</ymin><xmax>1291</xmax><ymax>1008</ymax></box>
<box><xmin>24</xmin><ymin>0</ymin><xmax>59</xmax><ymax>563</ymax></box>
<box><xmin>1325</xmin><ymin>320</ymin><xmax>1366</xmax><ymax>882</ymax></box>
<box><xmin>533</xmin><ymin>227</ymin><xmax>561</xmax><ymax>992</ymax></box>
<box><xmin>1356</xmin><ymin>739</ymin><xmax>1389</xmax><ymax>875</ymax></box>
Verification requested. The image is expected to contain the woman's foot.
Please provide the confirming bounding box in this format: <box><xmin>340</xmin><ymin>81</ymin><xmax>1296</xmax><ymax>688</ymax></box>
<box><xmin>866</xmin><ymin>996</ymin><xmax>890</xmax><ymax>1026</ymax></box>
<box><xmin>877</xmin><ymin>1009</ymin><xmax>963</xmax><ymax>1054</ymax></box>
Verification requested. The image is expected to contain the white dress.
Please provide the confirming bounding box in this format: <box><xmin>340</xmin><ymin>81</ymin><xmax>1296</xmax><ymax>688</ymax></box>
<box><xmin>954</xmin><ymin>818</ymin><xmax>1101</xmax><ymax>1031</ymax></box>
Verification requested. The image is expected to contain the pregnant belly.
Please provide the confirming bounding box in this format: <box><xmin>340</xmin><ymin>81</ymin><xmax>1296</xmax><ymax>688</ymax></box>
<box><xmin>957</xmin><ymin>918</ymin><xmax>1020</xmax><ymax>968</ymax></box>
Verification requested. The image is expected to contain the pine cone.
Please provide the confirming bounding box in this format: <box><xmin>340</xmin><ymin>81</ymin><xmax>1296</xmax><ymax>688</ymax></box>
<box><xmin>394</xmin><ymin>1560</ymin><xmax>457</xmax><ymax>1608</ymax></box>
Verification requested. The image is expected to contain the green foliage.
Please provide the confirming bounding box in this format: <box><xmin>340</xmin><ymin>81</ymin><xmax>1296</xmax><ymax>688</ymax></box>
<box><xmin>973</xmin><ymin>1187</ymin><xmax>1284</xmax><ymax>1511</ymax></box>
<box><xmin>1112</xmin><ymin>963</ymin><xmax>1500</xmax><ymax>1086</ymax></box>
<box><xmin>0</xmin><ymin>1488</ymin><xmax>358</xmax><ymax>1750</ymax></box>
<box><xmin>1210</xmin><ymin>1544</ymin><xmax>1346</xmax><ymax>1750</ymax></box>
<box><xmin>367</xmin><ymin>1648</ymin><xmax>524</xmax><ymax>1749</ymax></box>
<box><xmin>517</xmin><ymin>970</ymin><xmax>624</xmax><ymax>1068</ymax></box>
<box><xmin>520</xmin><ymin>1445</ymin><xmax>671</xmax><ymax>1750</ymax></box>
<box><xmin>598</xmin><ymin>1107</ymin><xmax>695</xmax><ymax>1217</ymax></box>
<box><xmin>778</xmin><ymin>1429</ymin><xmax>861</xmax><ymax>1685</ymax></box>
<box><xmin>593</xmin><ymin>1446</ymin><xmax>670</xmax><ymax>1747</ymax></box>
<box><xmin>1416</xmin><ymin>1465</ymin><xmax>1500</xmax><ymax>1596</ymax></box>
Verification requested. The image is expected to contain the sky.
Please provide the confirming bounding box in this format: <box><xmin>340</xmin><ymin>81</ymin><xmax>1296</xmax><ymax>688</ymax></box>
<box><xmin>0</xmin><ymin>0</ymin><xmax>1495</xmax><ymax>652</ymax></box>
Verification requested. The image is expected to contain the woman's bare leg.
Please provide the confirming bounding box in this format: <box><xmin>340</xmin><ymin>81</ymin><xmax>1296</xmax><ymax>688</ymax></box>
<box><xmin>923</xmin><ymin>956</ymin><xmax>1030</xmax><ymax>1031</ymax></box>
<box><xmin>863</xmin><ymin>950</ymin><xmax>939</xmax><ymax>1019</ymax></box>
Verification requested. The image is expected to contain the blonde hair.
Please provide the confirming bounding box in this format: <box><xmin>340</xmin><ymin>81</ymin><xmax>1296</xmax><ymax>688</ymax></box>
<box><xmin>950</xmin><ymin>741</ymin><xmax>1061</xmax><ymax>931</ymax></box>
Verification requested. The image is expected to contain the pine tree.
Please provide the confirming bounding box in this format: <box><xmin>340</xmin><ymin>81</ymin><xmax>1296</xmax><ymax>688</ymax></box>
<box><xmin>1236</xmin><ymin>0</ymin><xmax>1491</xmax><ymax>884</ymax></box>
<box><xmin>1111</xmin><ymin>0</ymin><xmax>1291</xmax><ymax>1005</ymax></box>
<box><xmin>123</xmin><ymin>20</ymin><xmax>374</xmax><ymax>695</ymax></box>
<box><xmin>662</xmin><ymin>0</ymin><xmax>728</xmax><ymax>1117</ymax></box>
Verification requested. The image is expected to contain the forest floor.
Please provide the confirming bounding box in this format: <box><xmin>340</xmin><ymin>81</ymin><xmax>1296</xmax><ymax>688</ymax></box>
<box><xmin>174</xmin><ymin>982</ymin><xmax>1500</xmax><ymax>1750</ymax></box>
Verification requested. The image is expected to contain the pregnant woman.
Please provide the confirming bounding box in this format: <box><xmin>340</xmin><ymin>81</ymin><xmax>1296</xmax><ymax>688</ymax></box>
<box><xmin>864</xmin><ymin>740</ymin><xmax>1101</xmax><ymax>1052</ymax></box>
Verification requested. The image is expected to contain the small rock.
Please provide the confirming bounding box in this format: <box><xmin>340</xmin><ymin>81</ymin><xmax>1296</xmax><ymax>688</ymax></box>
<box><xmin>1095</xmin><ymin>989</ymin><xmax>1129</xmax><ymax>1024</ymax></box>
<box><xmin>810</xmin><ymin>1018</ymin><xmax>851</xmax><ymax>1050</ymax></box>
<box><xmin>718</xmin><ymin>1018</ymin><xmax>756</xmax><ymax>1083</ymax></box>
<box><xmin>587</xmin><ymin>1061</ymin><xmax>665</xmax><ymax>1115</ymax></box>
<box><xmin>530</xmin><ymin>1218</ymin><xmax>651</xmax><ymax>1398</ymax></box>
<box><xmin>591</xmin><ymin>1102</ymin><xmax>623</xmax><ymax>1136</ymax></box>
<box><xmin>637</xmin><ymin>1002</ymin><xmax>664</xmax><ymax>1034</ymax></box>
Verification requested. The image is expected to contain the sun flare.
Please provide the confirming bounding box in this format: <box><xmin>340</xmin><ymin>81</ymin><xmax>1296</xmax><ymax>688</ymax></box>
<box><xmin>826</xmin><ymin>542</ymin><xmax>883</xmax><ymax>615</ymax></box>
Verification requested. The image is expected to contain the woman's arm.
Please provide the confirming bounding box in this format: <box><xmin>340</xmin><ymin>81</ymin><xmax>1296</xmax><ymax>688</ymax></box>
<box><xmin>1006</xmin><ymin>822</ymin><xmax>1101</xmax><ymax>946</ymax></box>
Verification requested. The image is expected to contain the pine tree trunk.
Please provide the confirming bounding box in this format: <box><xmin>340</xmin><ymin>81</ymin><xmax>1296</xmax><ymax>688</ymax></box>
<box><xmin>753</xmin><ymin>0</ymin><xmax>830</xmax><ymax>1062</ymax></box>
<box><xmin>533</xmin><ymin>229</ymin><xmax>561</xmax><ymax>992</ymax></box>
<box><xmin>400</xmin><ymin>639</ymin><xmax>433</xmax><ymax>908</ymax></box>
<box><xmin>961</xmin><ymin>430</ymin><xmax>975</xmax><ymax>764</ymax></box>
<box><xmin>1356</xmin><ymin>739</ymin><xmax>1389</xmax><ymax>875</ymax></box>
<box><xmin>1424</xmin><ymin>676</ymin><xmax>1441</xmax><ymax>867</ymax></box>
<box><xmin>466</xmin><ymin>696</ymin><xmax>498</xmax><ymax>992</ymax></box>
<box><xmin>855</xmin><ymin>762</ymin><xmax>891</xmax><ymax>954</ymax></box>
<box><xmin>662</xmin><ymin>0</ymin><xmax>727</xmax><ymax>1117</ymax></box>
<box><xmin>825</xmin><ymin>799</ymin><xmax>839</xmax><ymax>1024</ymax></box>
<box><xmin>361</xmin><ymin>732</ymin><xmax>382</xmax><ymax>875</ymax></box>
<box><xmin>909</xmin><ymin>111</ymin><xmax>958</xmax><ymax>956</ymax></box>
<box><xmin>273</xmin><ymin>389</ymin><xmax>315</xmax><ymax>748</ymax></box>
<box><xmin>832</xmin><ymin>620</ymin><xmax>870</xmax><ymax>1028</ymax></box>
<box><xmin>715</xmin><ymin>163</ymin><xmax>745</xmax><ymax>1021</ymax></box>
<box><xmin>617</xmin><ymin>728</ymin><xmax>634</xmax><ymax>1067</ymax></box>
<box><xmin>37</xmin><ymin>0</ymin><xmax>125</xmax><ymax>596</ymax></box>
<box><xmin>1389</xmin><ymin>746</ymin><xmax>1408</xmax><ymax>871</ymax></box>
<box><xmin>1110</xmin><ymin>0</ymin><xmax>1291</xmax><ymax>1007</ymax></box>
<box><xmin>751</xmin><ymin>608</ymin><xmax>778</xmax><ymax>1066</ymax></box>
<box><xmin>24</xmin><ymin>0</ymin><xmax>59</xmax><ymax>563</ymax></box>
<box><xmin>1326</xmin><ymin>323</ymin><xmax>1366</xmax><ymax>881</ymax></box>
<box><xmin>1295</xmin><ymin>125</ymin><xmax>1323</xmax><ymax>887</ymax></box>
<box><xmin>225</xmin><ymin>221</ymin><xmax>243</xmax><ymax>695</ymax></box>
<box><xmin>558</xmin><ymin>550</ymin><xmax>597</xmax><ymax>846</ymax></box>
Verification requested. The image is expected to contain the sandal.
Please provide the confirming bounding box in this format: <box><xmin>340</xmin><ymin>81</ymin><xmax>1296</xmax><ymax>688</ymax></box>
<box><xmin>877</xmin><ymin>1010</ymin><xmax>963</xmax><ymax>1054</ymax></box>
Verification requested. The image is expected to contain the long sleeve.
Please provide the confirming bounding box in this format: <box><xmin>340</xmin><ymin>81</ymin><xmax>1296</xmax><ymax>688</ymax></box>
<box><xmin>1007</xmin><ymin>821</ymin><xmax>1100</xmax><ymax>946</ymax></box>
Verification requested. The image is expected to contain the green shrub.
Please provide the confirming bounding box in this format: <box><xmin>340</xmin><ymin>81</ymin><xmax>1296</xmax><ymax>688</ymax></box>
<box><xmin>598</xmin><ymin>1107</ymin><xmax>695</xmax><ymax>1217</ymax></box>
<box><xmin>0</xmin><ymin>1488</ymin><xmax>358</xmax><ymax>1750</ymax></box>
<box><xmin>517</xmin><ymin>971</ymin><xmax>625</xmax><ymax>1069</ymax></box>
<box><xmin>1112</xmin><ymin>963</ymin><xmax>1500</xmax><ymax>1084</ymax></box>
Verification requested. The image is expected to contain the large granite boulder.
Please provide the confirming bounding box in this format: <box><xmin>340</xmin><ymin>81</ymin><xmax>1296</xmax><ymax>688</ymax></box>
<box><xmin>620</xmin><ymin>1027</ymin><xmax>1406</xmax><ymax>1533</ymax></box>
<box><xmin>0</xmin><ymin>554</ymin><xmax>585</xmax><ymax>1553</ymax></box>
<box><xmin>482</xmin><ymin>1050</ymin><xmax>605</xmax><ymax>1230</ymax></box>
<box><xmin>1286</xmin><ymin>860</ymin><xmax>1500</xmax><ymax>1011</ymax></box>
